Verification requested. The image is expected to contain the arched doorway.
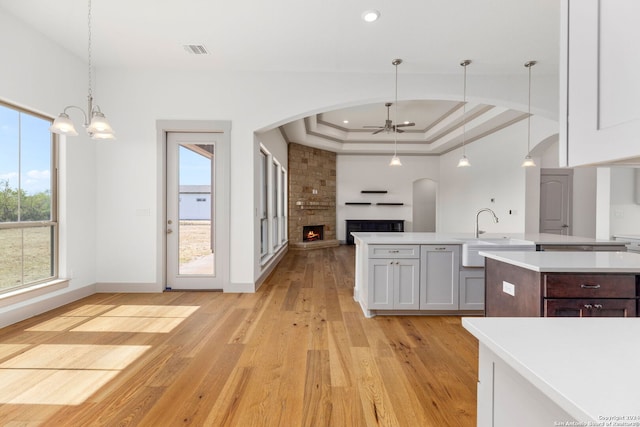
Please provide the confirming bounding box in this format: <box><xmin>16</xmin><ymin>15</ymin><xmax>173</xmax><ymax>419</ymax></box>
<box><xmin>413</xmin><ymin>178</ymin><xmax>437</xmax><ymax>232</ymax></box>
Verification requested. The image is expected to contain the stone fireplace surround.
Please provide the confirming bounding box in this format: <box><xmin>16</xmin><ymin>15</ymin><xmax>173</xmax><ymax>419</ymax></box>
<box><xmin>288</xmin><ymin>143</ymin><xmax>339</xmax><ymax>250</ymax></box>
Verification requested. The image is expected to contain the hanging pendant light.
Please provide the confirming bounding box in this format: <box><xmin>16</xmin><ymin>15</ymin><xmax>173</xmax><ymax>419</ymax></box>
<box><xmin>389</xmin><ymin>58</ymin><xmax>403</xmax><ymax>166</ymax></box>
<box><xmin>50</xmin><ymin>0</ymin><xmax>115</xmax><ymax>140</ymax></box>
<box><xmin>457</xmin><ymin>60</ymin><xmax>472</xmax><ymax>167</ymax></box>
<box><xmin>521</xmin><ymin>60</ymin><xmax>537</xmax><ymax>167</ymax></box>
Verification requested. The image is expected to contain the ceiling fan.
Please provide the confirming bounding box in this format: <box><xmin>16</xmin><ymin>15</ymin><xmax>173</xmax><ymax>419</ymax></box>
<box><xmin>363</xmin><ymin>102</ymin><xmax>415</xmax><ymax>134</ymax></box>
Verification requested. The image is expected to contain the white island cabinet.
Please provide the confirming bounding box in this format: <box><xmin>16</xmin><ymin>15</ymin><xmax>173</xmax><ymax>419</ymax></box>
<box><xmin>420</xmin><ymin>245</ymin><xmax>460</xmax><ymax>310</ymax></box>
<box><xmin>463</xmin><ymin>317</ymin><xmax>640</xmax><ymax>426</ymax></box>
<box><xmin>367</xmin><ymin>245</ymin><xmax>420</xmax><ymax>310</ymax></box>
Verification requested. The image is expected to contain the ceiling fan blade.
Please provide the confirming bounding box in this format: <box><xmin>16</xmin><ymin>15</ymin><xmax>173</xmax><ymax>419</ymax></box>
<box><xmin>363</xmin><ymin>125</ymin><xmax>383</xmax><ymax>128</ymax></box>
<box><xmin>372</xmin><ymin>128</ymin><xmax>385</xmax><ymax>135</ymax></box>
<box><xmin>395</xmin><ymin>128</ymin><xmax>405</xmax><ymax>133</ymax></box>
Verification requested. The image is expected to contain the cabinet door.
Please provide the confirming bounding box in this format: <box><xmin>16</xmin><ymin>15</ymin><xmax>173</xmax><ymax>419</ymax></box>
<box><xmin>545</xmin><ymin>299</ymin><xmax>637</xmax><ymax>317</ymax></box>
<box><xmin>367</xmin><ymin>259</ymin><xmax>394</xmax><ymax>309</ymax></box>
<box><xmin>394</xmin><ymin>259</ymin><xmax>420</xmax><ymax>310</ymax></box>
<box><xmin>459</xmin><ymin>269</ymin><xmax>485</xmax><ymax>310</ymax></box>
<box><xmin>420</xmin><ymin>245</ymin><xmax>460</xmax><ymax>310</ymax></box>
<box><xmin>561</xmin><ymin>0</ymin><xmax>640</xmax><ymax>166</ymax></box>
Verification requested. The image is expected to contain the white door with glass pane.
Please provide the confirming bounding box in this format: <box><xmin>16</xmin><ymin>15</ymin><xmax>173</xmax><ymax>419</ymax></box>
<box><xmin>166</xmin><ymin>132</ymin><xmax>227</xmax><ymax>290</ymax></box>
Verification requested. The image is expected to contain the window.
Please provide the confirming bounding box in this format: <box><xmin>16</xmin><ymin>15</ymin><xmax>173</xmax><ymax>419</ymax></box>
<box><xmin>271</xmin><ymin>160</ymin><xmax>279</xmax><ymax>250</ymax></box>
<box><xmin>0</xmin><ymin>101</ymin><xmax>57</xmax><ymax>293</ymax></box>
<box><xmin>259</xmin><ymin>149</ymin><xmax>268</xmax><ymax>258</ymax></box>
<box><xmin>280</xmin><ymin>168</ymin><xmax>287</xmax><ymax>245</ymax></box>
<box><xmin>259</xmin><ymin>145</ymin><xmax>288</xmax><ymax>263</ymax></box>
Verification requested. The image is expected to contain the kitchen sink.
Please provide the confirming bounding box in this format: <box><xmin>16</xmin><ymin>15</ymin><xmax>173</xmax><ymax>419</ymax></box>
<box><xmin>461</xmin><ymin>238</ymin><xmax>535</xmax><ymax>267</ymax></box>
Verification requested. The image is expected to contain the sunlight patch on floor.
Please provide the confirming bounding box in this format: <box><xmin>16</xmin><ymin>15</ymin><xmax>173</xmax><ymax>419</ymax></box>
<box><xmin>0</xmin><ymin>344</ymin><xmax>31</xmax><ymax>361</ymax></box>
<box><xmin>26</xmin><ymin>316</ymin><xmax>90</xmax><ymax>332</ymax></box>
<box><xmin>24</xmin><ymin>304</ymin><xmax>201</xmax><ymax>333</ymax></box>
<box><xmin>71</xmin><ymin>316</ymin><xmax>187</xmax><ymax>333</ymax></box>
<box><xmin>103</xmin><ymin>305</ymin><xmax>199</xmax><ymax>318</ymax></box>
<box><xmin>0</xmin><ymin>344</ymin><xmax>150</xmax><ymax>405</ymax></box>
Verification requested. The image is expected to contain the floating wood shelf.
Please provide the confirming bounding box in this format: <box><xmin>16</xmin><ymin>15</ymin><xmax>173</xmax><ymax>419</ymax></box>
<box><xmin>295</xmin><ymin>201</ymin><xmax>335</xmax><ymax>210</ymax></box>
<box><xmin>361</xmin><ymin>190</ymin><xmax>388</xmax><ymax>194</ymax></box>
<box><xmin>345</xmin><ymin>202</ymin><xmax>372</xmax><ymax>205</ymax></box>
<box><xmin>376</xmin><ymin>203</ymin><xmax>404</xmax><ymax>206</ymax></box>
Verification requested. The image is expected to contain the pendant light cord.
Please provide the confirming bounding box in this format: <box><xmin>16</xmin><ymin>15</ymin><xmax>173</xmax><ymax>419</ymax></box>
<box><xmin>527</xmin><ymin>62</ymin><xmax>531</xmax><ymax>154</ymax></box>
<box><xmin>88</xmin><ymin>0</ymin><xmax>93</xmax><ymax>101</ymax></box>
<box><xmin>462</xmin><ymin>61</ymin><xmax>468</xmax><ymax>154</ymax></box>
<box><xmin>394</xmin><ymin>60</ymin><xmax>398</xmax><ymax>156</ymax></box>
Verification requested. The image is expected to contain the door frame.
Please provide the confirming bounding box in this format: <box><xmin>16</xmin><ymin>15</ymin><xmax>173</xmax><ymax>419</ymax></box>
<box><xmin>156</xmin><ymin>120</ymin><xmax>231</xmax><ymax>291</ymax></box>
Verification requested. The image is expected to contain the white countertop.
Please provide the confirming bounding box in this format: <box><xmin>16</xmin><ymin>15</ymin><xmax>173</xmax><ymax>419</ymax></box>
<box><xmin>351</xmin><ymin>232</ymin><xmax>625</xmax><ymax>246</ymax></box>
<box><xmin>462</xmin><ymin>317</ymin><xmax>640</xmax><ymax>421</ymax></box>
<box><xmin>479</xmin><ymin>250</ymin><xmax>640</xmax><ymax>273</ymax></box>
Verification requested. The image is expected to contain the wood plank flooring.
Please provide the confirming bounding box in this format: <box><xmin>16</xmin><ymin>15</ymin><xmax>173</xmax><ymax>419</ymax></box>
<box><xmin>0</xmin><ymin>245</ymin><xmax>479</xmax><ymax>426</ymax></box>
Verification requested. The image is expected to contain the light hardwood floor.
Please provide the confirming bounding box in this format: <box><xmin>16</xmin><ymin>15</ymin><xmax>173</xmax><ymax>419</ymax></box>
<box><xmin>0</xmin><ymin>245</ymin><xmax>479</xmax><ymax>426</ymax></box>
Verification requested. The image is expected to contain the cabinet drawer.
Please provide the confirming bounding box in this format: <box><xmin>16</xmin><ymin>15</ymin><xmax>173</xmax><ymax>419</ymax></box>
<box><xmin>545</xmin><ymin>298</ymin><xmax>637</xmax><ymax>317</ymax></box>
<box><xmin>368</xmin><ymin>245</ymin><xmax>420</xmax><ymax>259</ymax></box>
<box><xmin>544</xmin><ymin>274</ymin><xmax>636</xmax><ymax>298</ymax></box>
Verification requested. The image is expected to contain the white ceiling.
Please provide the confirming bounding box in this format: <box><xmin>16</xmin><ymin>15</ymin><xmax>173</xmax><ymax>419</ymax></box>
<box><xmin>0</xmin><ymin>0</ymin><xmax>561</xmax><ymax>154</ymax></box>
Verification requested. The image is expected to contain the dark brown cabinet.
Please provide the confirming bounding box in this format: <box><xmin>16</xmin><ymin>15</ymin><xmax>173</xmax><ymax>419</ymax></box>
<box><xmin>543</xmin><ymin>274</ymin><xmax>637</xmax><ymax>317</ymax></box>
<box><xmin>544</xmin><ymin>298</ymin><xmax>636</xmax><ymax>317</ymax></box>
<box><xmin>484</xmin><ymin>258</ymin><xmax>639</xmax><ymax>317</ymax></box>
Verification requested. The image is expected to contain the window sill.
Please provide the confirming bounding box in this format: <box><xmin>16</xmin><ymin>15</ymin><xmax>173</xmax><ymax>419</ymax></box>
<box><xmin>0</xmin><ymin>279</ymin><xmax>70</xmax><ymax>308</ymax></box>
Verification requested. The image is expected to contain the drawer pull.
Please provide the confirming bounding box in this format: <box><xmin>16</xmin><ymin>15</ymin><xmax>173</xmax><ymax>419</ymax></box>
<box><xmin>580</xmin><ymin>284</ymin><xmax>601</xmax><ymax>289</ymax></box>
<box><xmin>435</xmin><ymin>247</ymin><xmax>447</xmax><ymax>251</ymax></box>
<box><xmin>389</xmin><ymin>250</ymin><xmax>400</xmax><ymax>253</ymax></box>
<box><xmin>594</xmin><ymin>304</ymin><xmax>603</xmax><ymax>309</ymax></box>
<box><xmin>583</xmin><ymin>304</ymin><xmax>593</xmax><ymax>310</ymax></box>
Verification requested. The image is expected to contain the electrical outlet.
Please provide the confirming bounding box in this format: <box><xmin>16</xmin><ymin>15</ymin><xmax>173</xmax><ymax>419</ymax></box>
<box><xmin>503</xmin><ymin>281</ymin><xmax>515</xmax><ymax>296</ymax></box>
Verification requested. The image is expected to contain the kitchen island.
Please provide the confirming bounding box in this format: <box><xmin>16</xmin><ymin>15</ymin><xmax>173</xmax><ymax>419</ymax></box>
<box><xmin>481</xmin><ymin>250</ymin><xmax>640</xmax><ymax>317</ymax></box>
<box><xmin>463</xmin><ymin>317</ymin><xmax>640</xmax><ymax>426</ymax></box>
<box><xmin>351</xmin><ymin>232</ymin><xmax>626</xmax><ymax>317</ymax></box>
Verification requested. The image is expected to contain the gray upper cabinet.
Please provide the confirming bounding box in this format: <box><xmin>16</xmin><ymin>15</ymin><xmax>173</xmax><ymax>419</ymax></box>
<box><xmin>560</xmin><ymin>0</ymin><xmax>640</xmax><ymax>166</ymax></box>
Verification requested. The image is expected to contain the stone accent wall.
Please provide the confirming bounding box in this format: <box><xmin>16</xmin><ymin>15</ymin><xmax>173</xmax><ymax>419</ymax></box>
<box><xmin>288</xmin><ymin>143</ymin><xmax>337</xmax><ymax>247</ymax></box>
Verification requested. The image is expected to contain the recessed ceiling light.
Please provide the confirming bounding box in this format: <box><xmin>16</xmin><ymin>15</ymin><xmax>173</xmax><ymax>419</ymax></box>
<box><xmin>404</xmin><ymin>121</ymin><xmax>410</xmax><ymax>125</ymax></box>
<box><xmin>343</xmin><ymin>120</ymin><xmax>349</xmax><ymax>124</ymax></box>
<box><xmin>362</xmin><ymin>10</ymin><xmax>380</xmax><ymax>23</ymax></box>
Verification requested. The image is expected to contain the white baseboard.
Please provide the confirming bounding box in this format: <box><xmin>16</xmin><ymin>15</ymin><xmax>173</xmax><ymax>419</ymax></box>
<box><xmin>95</xmin><ymin>282</ymin><xmax>163</xmax><ymax>293</ymax></box>
<box><xmin>0</xmin><ymin>284</ymin><xmax>96</xmax><ymax>329</ymax></box>
<box><xmin>224</xmin><ymin>282</ymin><xmax>257</xmax><ymax>293</ymax></box>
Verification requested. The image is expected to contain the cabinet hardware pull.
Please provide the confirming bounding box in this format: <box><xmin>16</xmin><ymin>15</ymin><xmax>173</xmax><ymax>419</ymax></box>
<box><xmin>389</xmin><ymin>250</ymin><xmax>400</xmax><ymax>253</ymax></box>
<box><xmin>594</xmin><ymin>304</ymin><xmax>603</xmax><ymax>309</ymax></box>
<box><xmin>435</xmin><ymin>247</ymin><xmax>446</xmax><ymax>250</ymax></box>
<box><xmin>580</xmin><ymin>284</ymin><xmax>600</xmax><ymax>289</ymax></box>
<box><xmin>583</xmin><ymin>304</ymin><xmax>593</xmax><ymax>309</ymax></box>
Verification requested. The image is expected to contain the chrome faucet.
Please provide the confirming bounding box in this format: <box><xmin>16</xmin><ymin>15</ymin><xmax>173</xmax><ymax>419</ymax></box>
<box><xmin>475</xmin><ymin>208</ymin><xmax>499</xmax><ymax>238</ymax></box>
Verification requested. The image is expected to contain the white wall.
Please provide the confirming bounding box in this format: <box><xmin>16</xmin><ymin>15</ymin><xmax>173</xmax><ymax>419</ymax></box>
<box><xmin>0</xmin><ymin>5</ymin><xmax>563</xmax><ymax>311</ymax></box>
<box><xmin>609</xmin><ymin>167</ymin><xmax>640</xmax><ymax>236</ymax></box>
<box><xmin>0</xmin><ymin>12</ymin><xmax>97</xmax><ymax>324</ymax></box>
<box><xmin>439</xmin><ymin>122</ymin><xmax>535</xmax><ymax>233</ymax></box>
<box><xmin>336</xmin><ymin>155</ymin><xmax>439</xmax><ymax>242</ymax></box>
<box><xmin>572</xmin><ymin>167</ymin><xmax>597</xmax><ymax>237</ymax></box>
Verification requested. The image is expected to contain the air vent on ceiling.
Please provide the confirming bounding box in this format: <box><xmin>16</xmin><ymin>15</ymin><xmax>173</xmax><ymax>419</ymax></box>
<box><xmin>183</xmin><ymin>44</ymin><xmax>209</xmax><ymax>55</ymax></box>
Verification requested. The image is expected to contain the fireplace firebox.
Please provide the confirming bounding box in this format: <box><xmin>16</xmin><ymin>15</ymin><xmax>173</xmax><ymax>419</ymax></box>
<box><xmin>302</xmin><ymin>225</ymin><xmax>324</xmax><ymax>242</ymax></box>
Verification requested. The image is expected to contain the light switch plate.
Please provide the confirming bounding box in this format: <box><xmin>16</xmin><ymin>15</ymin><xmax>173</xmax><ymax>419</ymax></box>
<box><xmin>502</xmin><ymin>281</ymin><xmax>515</xmax><ymax>296</ymax></box>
